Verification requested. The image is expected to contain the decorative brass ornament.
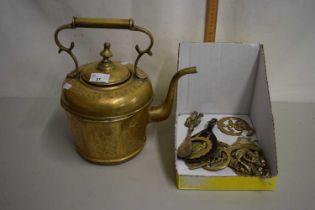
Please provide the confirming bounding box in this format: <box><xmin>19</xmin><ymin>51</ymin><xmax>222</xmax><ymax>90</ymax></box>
<box><xmin>177</xmin><ymin>112</ymin><xmax>203</xmax><ymax>158</ymax></box>
<box><xmin>185</xmin><ymin>137</ymin><xmax>213</xmax><ymax>160</ymax></box>
<box><xmin>179</xmin><ymin>117</ymin><xmax>270</xmax><ymax>176</ymax></box>
<box><xmin>179</xmin><ymin>118</ymin><xmax>218</xmax><ymax>170</ymax></box>
<box><xmin>202</xmin><ymin>141</ymin><xmax>231</xmax><ymax>171</ymax></box>
<box><xmin>227</xmin><ymin>137</ymin><xmax>269</xmax><ymax>176</ymax></box>
<box><xmin>184</xmin><ymin>112</ymin><xmax>204</xmax><ymax>128</ymax></box>
<box><xmin>217</xmin><ymin>117</ymin><xmax>255</xmax><ymax>136</ymax></box>
<box><xmin>54</xmin><ymin>17</ymin><xmax>197</xmax><ymax>164</ymax></box>
<box><xmin>184</xmin><ymin>119</ymin><xmax>218</xmax><ymax>162</ymax></box>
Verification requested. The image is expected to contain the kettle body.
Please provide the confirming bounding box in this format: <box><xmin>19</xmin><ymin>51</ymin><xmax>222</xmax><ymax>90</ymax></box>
<box><xmin>65</xmin><ymin>102</ymin><xmax>151</xmax><ymax>164</ymax></box>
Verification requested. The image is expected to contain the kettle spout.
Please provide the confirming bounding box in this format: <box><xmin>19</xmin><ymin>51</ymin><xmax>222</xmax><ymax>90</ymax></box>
<box><xmin>149</xmin><ymin>67</ymin><xmax>197</xmax><ymax>122</ymax></box>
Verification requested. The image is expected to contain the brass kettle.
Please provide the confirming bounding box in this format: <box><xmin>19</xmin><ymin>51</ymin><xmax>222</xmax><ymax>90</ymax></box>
<box><xmin>54</xmin><ymin>17</ymin><xmax>196</xmax><ymax>164</ymax></box>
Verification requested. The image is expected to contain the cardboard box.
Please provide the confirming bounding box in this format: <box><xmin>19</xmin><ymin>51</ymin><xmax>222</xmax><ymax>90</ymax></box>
<box><xmin>175</xmin><ymin>42</ymin><xmax>278</xmax><ymax>190</ymax></box>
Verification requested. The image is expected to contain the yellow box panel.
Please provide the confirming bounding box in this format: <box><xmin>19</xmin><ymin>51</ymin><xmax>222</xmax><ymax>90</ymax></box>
<box><xmin>176</xmin><ymin>173</ymin><xmax>277</xmax><ymax>191</ymax></box>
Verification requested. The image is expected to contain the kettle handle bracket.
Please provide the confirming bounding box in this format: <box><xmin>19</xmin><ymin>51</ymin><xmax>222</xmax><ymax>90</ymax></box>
<box><xmin>131</xmin><ymin>25</ymin><xmax>154</xmax><ymax>79</ymax></box>
<box><xmin>54</xmin><ymin>23</ymin><xmax>79</xmax><ymax>78</ymax></box>
<box><xmin>54</xmin><ymin>17</ymin><xmax>154</xmax><ymax>79</ymax></box>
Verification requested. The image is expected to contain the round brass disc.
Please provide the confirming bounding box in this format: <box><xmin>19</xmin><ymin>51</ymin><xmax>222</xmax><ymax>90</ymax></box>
<box><xmin>217</xmin><ymin>117</ymin><xmax>255</xmax><ymax>136</ymax></box>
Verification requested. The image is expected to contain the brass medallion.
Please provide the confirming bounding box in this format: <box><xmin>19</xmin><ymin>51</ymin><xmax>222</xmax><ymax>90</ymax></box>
<box><xmin>184</xmin><ymin>119</ymin><xmax>219</xmax><ymax>163</ymax></box>
<box><xmin>185</xmin><ymin>137</ymin><xmax>213</xmax><ymax>161</ymax></box>
<box><xmin>177</xmin><ymin>112</ymin><xmax>204</xmax><ymax>158</ymax></box>
<box><xmin>179</xmin><ymin>119</ymin><xmax>219</xmax><ymax>166</ymax></box>
<box><xmin>217</xmin><ymin>117</ymin><xmax>255</xmax><ymax>136</ymax></box>
<box><xmin>203</xmin><ymin>141</ymin><xmax>231</xmax><ymax>171</ymax></box>
<box><xmin>227</xmin><ymin>137</ymin><xmax>269</xmax><ymax>176</ymax></box>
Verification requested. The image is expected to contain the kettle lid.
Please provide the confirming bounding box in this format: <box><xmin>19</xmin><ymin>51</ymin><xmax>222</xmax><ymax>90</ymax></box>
<box><xmin>81</xmin><ymin>42</ymin><xmax>131</xmax><ymax>86</ymax></box>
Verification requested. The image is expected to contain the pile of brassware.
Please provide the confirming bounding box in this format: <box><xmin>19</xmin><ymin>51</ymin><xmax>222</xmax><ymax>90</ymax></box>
<box><xmin>177</xmin><ymin>112</ymin><xmax>270</xmax><ymax>177</ymax></box>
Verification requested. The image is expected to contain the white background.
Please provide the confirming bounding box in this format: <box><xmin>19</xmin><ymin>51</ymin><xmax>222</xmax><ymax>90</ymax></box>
<box><xmin>1</xmin><ymin>0</ymin><xmax>314</xmax><ymax>102</ymax></box>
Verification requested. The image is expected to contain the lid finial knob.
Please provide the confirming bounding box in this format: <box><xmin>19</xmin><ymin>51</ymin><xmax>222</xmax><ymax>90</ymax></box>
<box><xmin>100</xmin><ymin>42</ymin><xmax>113</xmax><ymax>62</ymax></box>
<box><xmin>98</xmin><ymin>42</ymin><xmax>113</xmax><ymax>70</ymax></box>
